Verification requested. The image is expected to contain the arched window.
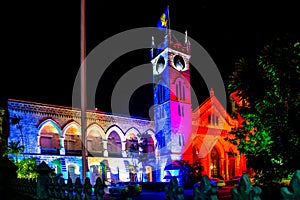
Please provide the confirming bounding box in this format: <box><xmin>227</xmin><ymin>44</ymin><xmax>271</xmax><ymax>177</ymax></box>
<box><xmin>126</xmin><ymin>133</ymin><xmax>138</xmax><ymax>153</ymax></box>
<box><xmin>86</xmin><ymin>129</ymin><xmax>103</xmax><ymax>156</ymax></box>
<box><xmin>175</xmin><ymin>78</ymin><xmax>187</xmax><ymax>101</ymax></box>
<box><xmin>143</xmin><ymin>137</ymin><xmax>154</xmax><ymax>153</ymax></box>
<box><xmin>157</xmin><ymin>83</ymin><xmax>166</xmax><ymax>104</ymax></box>
<box><xmin>176</xmin><ymin>84</ymin><xmax>178</xmax><ymax>98</ymax></box>
<box><xmin>155</xmin><ymin>131</ymin><xmax>165</xmax><ymax>149</ymax></box>
<box><xmin>64</xmin><ymin>125</ymin><xmax>81</xmax><ymax>155</ymax></box>
<box><xmin>179</xmin><ymin>134</ymin><xmax>185</xmax><ymax>146</ymax></box>
<box><xmin>107</xmin><ymin>131</ymin><xmax>122</xmax><ymax>157</ymax></box>
<box><xmin>40</xmin><ymin>122</ymin><xmax>60</xmax><ymax>155</ymax></box>
<box><xmin>179</xmin><ymin>81</ymin><xmax>182</xmax><ymax>99</ymax></box>
<box><xmin>210</xmin><ymin>147</ymin><xmax>220</xmax><ymax>177</ymax></box>
<box><xmin>228</xmin><ymin>149</ymin><xmax>236</xmax><ymax>178</ymax></box>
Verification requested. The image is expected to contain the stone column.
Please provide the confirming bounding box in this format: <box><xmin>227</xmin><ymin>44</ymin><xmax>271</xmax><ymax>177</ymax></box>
<box><xmin>60</xmin><ymin>137</ymin><xmax>65</xmax><ymax>155</ymax></box>
<box><xmin>122</xmin><ymin>141</ymin><xmax>127</xmax><ymax>157</ymax></box>
<box><xmin>207</xmin><ymin>154</ymin><xmax>211</xmax><ymax>178</ymax></box>
<box><xmin>220</xmin><ymin>157</ymin><xmax>225</xmax><ymax>179</ymax></box>
<box><xmin>37</xmin><ymin>135</ymin><xmax>41</xmax><ymax>154</ymax></box>
<box><xmin>225</xmin><ymin>152</ymin><xmax>229</xmax><ymax>180</ymax></box>
<box><xmin>236</xmin><ymin>155</ymin><xmax>240</xmax><ymax>175</ymax></box>
<box><xmin>103</xmin><ymin>140</ymin><xmax>108</xmax><ymax>157</ymax></box>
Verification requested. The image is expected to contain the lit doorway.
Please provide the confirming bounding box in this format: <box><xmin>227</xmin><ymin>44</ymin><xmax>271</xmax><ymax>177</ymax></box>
<box><xmin>145</xmin><ymin>166</ymin><xmax>153</xmax><ymax>182</ymax></box>
<box><xmin>228</xmin><ymin>150</ymin><xmax>236</xmax><ymax>179</ymax></box>
<box><xmin>210</xmin><ymin>147</ymin><xmax>220</xmax><ymax>177</ymax></box>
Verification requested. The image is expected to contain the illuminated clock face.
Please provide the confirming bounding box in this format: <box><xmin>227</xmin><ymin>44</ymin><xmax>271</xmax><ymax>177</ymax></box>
<box><xmin>173</xmin><ymin>55</ymin><xmax>185</xmax><ymax>71</ymax></box>
<box><xmin>156</xmin><ymin>56</ymin><xmax>166</xmax><ymax>74</ymax></box>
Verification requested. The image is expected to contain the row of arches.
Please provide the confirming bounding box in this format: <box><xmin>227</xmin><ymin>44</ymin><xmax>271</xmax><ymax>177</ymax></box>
<box><xmin>38</xmin><ymin>119</ymin><xmax>156</xmax><ymax>157</ymax></box>
<box><xmin>52</xmin><ymin>160</ymin><xmax>155</xmax><ymax>184</ymax></box>
<box><xmin>209</xmin><ymin>146</ymin><xmax>237</xmax><ymax>179</ymax></box>
<box><xmin>193</xmin><ymin>141</ymin><xmax>240</xmax><ymax>180</ymax></box>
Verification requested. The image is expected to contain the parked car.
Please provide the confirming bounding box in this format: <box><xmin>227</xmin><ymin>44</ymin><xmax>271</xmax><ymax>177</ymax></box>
<box><xmin>108</xmin><ymin>182</ymin><xmax>142</xmax><ymax>196</ymax></box>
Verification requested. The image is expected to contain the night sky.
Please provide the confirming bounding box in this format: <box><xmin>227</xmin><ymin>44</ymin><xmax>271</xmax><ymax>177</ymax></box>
<box><xmin>2</xmin><ymin>0</ymin><xmax>298</xmax><ymax>119</ymax></box>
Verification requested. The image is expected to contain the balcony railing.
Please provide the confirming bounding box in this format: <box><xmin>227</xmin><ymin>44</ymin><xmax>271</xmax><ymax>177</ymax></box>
<box><xmin>108</xmin><ymin>152</ymin><xmax>123</xmax><ymax>158</ymax></box>
<box><xmin>41</xmin><ymin>148</ymin><xmax>60</xmax><ymax>155</ymax></box>
<box><xmin>65</xmin><ymin>149</ymin><xmax>82</xmax><ymax>156</ymax></box>
<box><xmin>87</xmin><ymin>150</ymin><xmax>103</xmax><ymax>157</ymax></box>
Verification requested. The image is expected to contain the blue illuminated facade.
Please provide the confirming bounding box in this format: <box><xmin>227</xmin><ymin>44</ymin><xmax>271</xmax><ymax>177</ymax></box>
<box><xmin>6</xmin><ymin>33</ymin><xmax>246</xmax><ymax>184</ymax></box>
<box><xmin>7</xmin><ymin>99</ymin><xmax>156</xmax><ymax>184</ymax></box>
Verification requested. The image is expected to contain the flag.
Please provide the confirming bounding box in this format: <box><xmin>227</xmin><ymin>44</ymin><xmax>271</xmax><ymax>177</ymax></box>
<box><xmin>157</xmin><ymin>7</ymin><xmax>169</xmax><ymax>30</ymax></box>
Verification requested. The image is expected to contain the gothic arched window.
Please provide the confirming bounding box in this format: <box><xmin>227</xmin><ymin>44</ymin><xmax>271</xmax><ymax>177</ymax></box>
<box><xmin>107</xmin><ymin>131</ymin><xmax>122</xmax><ymax>157</ymax></box>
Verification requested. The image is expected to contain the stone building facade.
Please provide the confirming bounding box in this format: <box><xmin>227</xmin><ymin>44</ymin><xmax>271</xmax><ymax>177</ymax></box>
<box><xmin>7</xmin><ymin>99</ymin><xmax>156</xmax><ymax>184</ymax></box>
<box><xmin>6</xmin><ymin>30</ymin><xmax>247</xmax><ymax>184</ymax></box>
<box><xmin>191</xmin><ymin>89</ymin><xmax>247</xmax><ymax>180</ymax></box>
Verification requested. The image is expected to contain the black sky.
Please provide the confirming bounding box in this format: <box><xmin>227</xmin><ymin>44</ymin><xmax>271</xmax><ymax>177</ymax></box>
<box><xmin>2</xmin><ymin>0</ymin><xmax>298</xmax><ymax>119</ymax></box>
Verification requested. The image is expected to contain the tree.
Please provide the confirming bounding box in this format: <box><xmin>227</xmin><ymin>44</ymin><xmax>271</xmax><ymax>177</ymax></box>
<box><xmin>136</xmin><ymin>132</ymin><xmax>156</xmax><ymax>182</ymax></box>
<box><xmin>126</xmin><ymin>132</ymin><xmax>155</xmax><ymax>182</ymax></box>
<box><xmin>2</xmin><ymin>140</ymin><xmax>24</xmax><ymax>161</ymax></box>
<box><xmin>227</xmin><ymin>33</ymin><xmax>300</xmax><ymax>184</ymax></box>
<box><xmin>126</xmin><ymin>140</ymin><xmax>139</xmax><ymax>182</ymax></box>
<box><xmin>15</xmin><ymin>157</ymin><xmax>39</xmax><ymax>179</ymax></box>
<box><xmin>2</xmin><ymin>114</ymin><xmax>26</xmax><ymax>161</ymax></box>
<box><xmin>10</xmin><ymin>114</ymin><xmax>24</xmax><ymax>146</ymax></box>
<box><xmin>2</xmin><ymin>114</ymin><xmax>39</xmax><ymax>179</ymax></box>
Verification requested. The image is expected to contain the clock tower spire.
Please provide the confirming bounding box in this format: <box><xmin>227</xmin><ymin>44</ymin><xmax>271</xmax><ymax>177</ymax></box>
<box><xmin>151</xmin><ymin>30</ymin><xmax>192</xmax><ymax>182</ymax></box>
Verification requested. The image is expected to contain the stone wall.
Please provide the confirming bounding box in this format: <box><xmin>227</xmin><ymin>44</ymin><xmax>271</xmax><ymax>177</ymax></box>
<box><xmin>7</xmin><ymin>99</ymin><xmax>155</xmax><ymax>182</ymax></box>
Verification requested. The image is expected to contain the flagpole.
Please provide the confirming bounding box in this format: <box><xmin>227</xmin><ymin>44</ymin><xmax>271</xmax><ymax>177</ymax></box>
<box><xmin>168</xmin><ymin>5</ymin><xmax>170</xmax><ymax>30</ymax></box>
<box><xmin>167</xmin><ymin>5</ymin><xmax>171</xmax><ymax>41</ymax></box>
<box><xmin>80</xmin><ymin>0</ymin><xmax>87</xmax><ymax>182</ymax></box>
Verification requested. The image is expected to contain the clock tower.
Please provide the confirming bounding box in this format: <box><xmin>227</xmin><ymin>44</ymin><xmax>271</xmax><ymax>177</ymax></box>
<box><xmin>151</xmin><ymin>32</ymin><xmax>193</xmax><ymax>181</ymax></box>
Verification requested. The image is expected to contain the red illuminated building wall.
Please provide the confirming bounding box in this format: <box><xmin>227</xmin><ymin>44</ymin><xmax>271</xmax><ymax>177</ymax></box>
<box><xmin>189</xmin><ymin>89</ymin><xmax>247</xmax><ymax>180</ymax></box>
